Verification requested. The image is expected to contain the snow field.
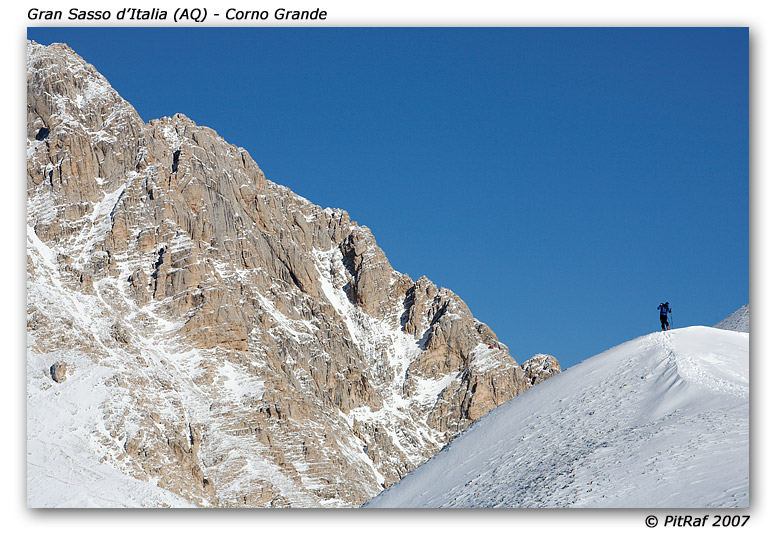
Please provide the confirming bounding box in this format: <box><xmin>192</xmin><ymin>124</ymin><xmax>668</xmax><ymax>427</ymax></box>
<box><xmin>366</xmin><ymin>327</ymin><xmax>748</xmax><ymax>508</ymax></box>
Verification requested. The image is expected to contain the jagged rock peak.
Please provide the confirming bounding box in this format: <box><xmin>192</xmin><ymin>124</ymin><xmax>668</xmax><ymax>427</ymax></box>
<box><xmin>26</xmin><ymin>40</ymin><xmax>542</xmax><ymax>508</ymax></box>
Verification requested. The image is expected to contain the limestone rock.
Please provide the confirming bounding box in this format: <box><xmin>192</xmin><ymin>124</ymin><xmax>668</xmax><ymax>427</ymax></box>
<box><xmin>49</xmin><ymin>361</ymin><xmax>69</xmax><ymax>383</ymax></box>
<box><xmin>522</xmin><ymin>354</ymin><xmax>562</xmax><ymax>386</ymax></box>
<box><xmin>26</xmin><ymin>40</ymin><xmax>551</xmax><ymax>508</ymax></box>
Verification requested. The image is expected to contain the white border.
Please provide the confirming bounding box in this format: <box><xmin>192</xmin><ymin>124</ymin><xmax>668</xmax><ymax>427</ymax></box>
<box><xmin>5</xmin><ymin>1</ymin><xmax>772</xmax><ymax>533</ymax></box>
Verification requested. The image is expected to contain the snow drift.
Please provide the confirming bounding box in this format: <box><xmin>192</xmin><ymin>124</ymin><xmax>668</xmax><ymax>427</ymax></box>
<box><xmin>366</xmin><ymin>327</ymin><xmax>749</xmax><ymax>508</ymax></box>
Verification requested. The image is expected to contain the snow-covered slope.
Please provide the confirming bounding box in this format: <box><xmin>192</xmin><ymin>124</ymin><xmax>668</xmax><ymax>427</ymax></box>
<box><xmin>715</xmin><ymin>304</ymin><xmax>749</xmax><ymax>333</ymax></box>
<box><xmin>26</xmin><ymin>227</ymin><xmax>196</xmax><ymax>507</ymax></box>
<box><xmin>366</xmin><ymin>327</ymin><xmax>749</xmax><ymax>508</ymax></box>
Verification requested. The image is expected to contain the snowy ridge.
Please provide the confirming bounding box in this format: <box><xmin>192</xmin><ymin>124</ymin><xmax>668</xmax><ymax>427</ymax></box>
<box><xmin>714</xmin><ymin>304</ymin><xmax>749</xmax><ymax>333</ymax></box>
<box><xmin>366</xmin><ymin>327</ymin><xmax>749</xmax><ymax>508</ymax></box>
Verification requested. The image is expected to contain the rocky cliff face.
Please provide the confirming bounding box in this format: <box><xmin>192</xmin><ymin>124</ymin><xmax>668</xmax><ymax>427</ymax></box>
<box><xmin>26</xmin><ymin>41</ymin><xmax>559</xmax><ymax>507</ymax></box>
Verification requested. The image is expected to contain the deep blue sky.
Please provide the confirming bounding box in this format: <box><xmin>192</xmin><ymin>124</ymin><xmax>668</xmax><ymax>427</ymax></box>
<box><xmin>27</xmin><ymin>28</ymin><xmax>748</xmax><ymax>369</ymax></box>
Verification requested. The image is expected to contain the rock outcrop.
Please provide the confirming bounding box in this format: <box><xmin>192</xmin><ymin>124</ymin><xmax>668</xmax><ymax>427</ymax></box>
<box><xmin>522</xmin><ymin>354</ymin><xmax>562</xmax><ymax>386</ymax></box>
<box><xmin>49</xmin><ymin>361</ymin><xmax>68</xmax><ymax>383</ymax></box>
<box><xmin>26</xmin><ymin>41</ymin><xmax>555</xmax><ymax>507</ymax></box>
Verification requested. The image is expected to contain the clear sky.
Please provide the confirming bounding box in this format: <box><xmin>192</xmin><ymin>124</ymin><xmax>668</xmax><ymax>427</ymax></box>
<box><xmin>27</xmin><ymin>27</ymin><xmax>749</xmax><ymax>369</ymax></box>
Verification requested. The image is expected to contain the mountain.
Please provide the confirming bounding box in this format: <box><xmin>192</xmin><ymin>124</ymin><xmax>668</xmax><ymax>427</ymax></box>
<box><xmin>366</xmin><ymin>326</ymin><xmax>748</xmax><ymax>508</ymax></box>
<box><xmin>714</xmin><ymin>304</ymin><xmax>749</xmax><ymax>333</ymax></box>
<box><xmin>26</xmin><ymin>41</ymin><xmax>559</xmax><ymax>507</ymax></box>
